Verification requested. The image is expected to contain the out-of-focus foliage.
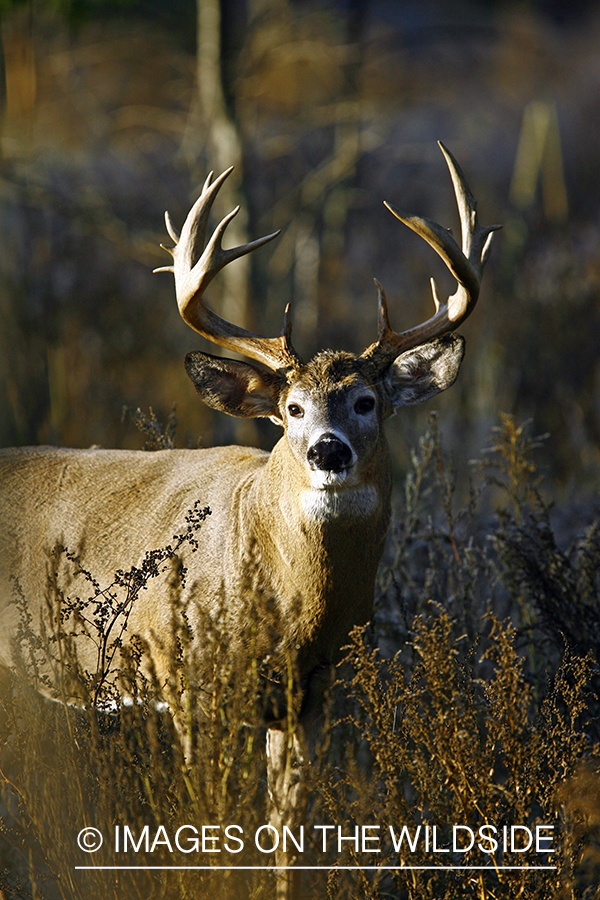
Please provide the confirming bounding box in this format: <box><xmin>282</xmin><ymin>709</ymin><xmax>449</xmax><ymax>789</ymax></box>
<box><xmin>1</xmin><ymin>0</ymin><xmax>600</xmax><ymax>487</ymax></box>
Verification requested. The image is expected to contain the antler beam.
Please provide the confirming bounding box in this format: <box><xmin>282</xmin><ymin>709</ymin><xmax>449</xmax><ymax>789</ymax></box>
<box><xmin>155</xmin><ymin>168</ymin><xmax>300</xmax><ymax>373</ymax></box>
<box><xmin>362</xmin><ymin>142</ymin><xmax>502</xmax><ymax>369</ymax></box>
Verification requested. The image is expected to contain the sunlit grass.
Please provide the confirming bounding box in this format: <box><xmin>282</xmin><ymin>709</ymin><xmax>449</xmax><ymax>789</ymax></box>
<box><xmin>1</xmin><ymin>416</ymin><xmax>599</xmax><ymax>899</ymax></box>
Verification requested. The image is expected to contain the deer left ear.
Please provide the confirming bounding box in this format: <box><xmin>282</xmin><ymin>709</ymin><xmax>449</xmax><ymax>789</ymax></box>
<box><xmin>383</xmin><ymin>333</ymin><xmax>466</xmax><ymax>408</ymax></box>
<box><xmin>185</xmin><ymin>352</ymin><xmax>283</xmax><ymax>418</ymax></box>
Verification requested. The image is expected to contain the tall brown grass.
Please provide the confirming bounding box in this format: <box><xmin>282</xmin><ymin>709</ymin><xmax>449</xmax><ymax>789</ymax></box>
<box><xmin>1</xmin><ymin>415</ymin><xmax>599</xmax><ymax>899</ymax></box>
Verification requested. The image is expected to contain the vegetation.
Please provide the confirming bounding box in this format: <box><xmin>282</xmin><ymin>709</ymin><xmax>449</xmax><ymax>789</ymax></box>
<box><xmin>1</xmin><ymin>415</ymin><xmax>599</xmax><ymax>900</ymax></box>
<box><xmin>1</xmin><ymin>1</ymin><xmax>600</xmax><ymax>897</ymax></box>
<box><xmin>1</xmin><ymin>0</ymin><xmax>600</xmax><ymax>487</ymax></box>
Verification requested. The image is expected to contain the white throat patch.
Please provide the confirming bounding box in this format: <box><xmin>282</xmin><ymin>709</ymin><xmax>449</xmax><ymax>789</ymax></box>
<box><xmin>301</xmin><ymin>484</ymin><xmax>379</xmax><ymax>521</ymax></box>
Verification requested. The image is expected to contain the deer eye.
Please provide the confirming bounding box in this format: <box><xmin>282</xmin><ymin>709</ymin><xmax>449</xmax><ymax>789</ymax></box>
<box><xmin>287</xmin><ymin>403</ymin><xmax>304</xmax><ymax>418</ymax></box>
<box><xmin>354</xmin><ymin>396</ymin><xmax>375</xmax><ymax>415</ymax></box>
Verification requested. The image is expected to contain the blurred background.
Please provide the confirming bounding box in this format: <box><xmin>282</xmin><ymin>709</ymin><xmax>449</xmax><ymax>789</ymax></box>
<box><xmin>1</xmin><ymin>0</ymin><xmax>599</xmax><ymax>499</ymax></box>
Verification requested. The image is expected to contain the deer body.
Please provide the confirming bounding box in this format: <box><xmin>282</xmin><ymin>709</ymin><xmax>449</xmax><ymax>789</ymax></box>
<box><xmin>0</xmin><ymin>444</ymin><xmax>271</xmax><ymax>681</ymax></box>
<box><xmin>0</xmin><ymin>144</ymin><xmax>499</xmax><ymax>900</ymax></box>
<box><xmin>0</xmin><ymin>354</ymin><xmax>392</xmax><ymax>704</ymax></box>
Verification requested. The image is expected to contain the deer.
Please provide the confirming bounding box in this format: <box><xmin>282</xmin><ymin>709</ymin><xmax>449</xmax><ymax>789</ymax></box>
<box><xmin>0</xmin><ymin>142</ymin><xmax>499</xmax><ymax>899</ymax></box>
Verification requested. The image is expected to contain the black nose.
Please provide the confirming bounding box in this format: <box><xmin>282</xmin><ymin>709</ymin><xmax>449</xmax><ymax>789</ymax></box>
<box><xmin>307</xmin><ymin>434</ymin><xmax>353</xmax><ymax>472</ymax></box>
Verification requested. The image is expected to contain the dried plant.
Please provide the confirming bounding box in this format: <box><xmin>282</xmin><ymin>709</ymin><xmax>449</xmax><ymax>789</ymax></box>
<box><xmin>121</xmin><ymin>405</ymin><xmax>178</xmax><ymax>452</ymax></box>
<box><xmin>2</xmin><ymin>416</ymin><xmax>599</xmax><ymax>899</ymax></box>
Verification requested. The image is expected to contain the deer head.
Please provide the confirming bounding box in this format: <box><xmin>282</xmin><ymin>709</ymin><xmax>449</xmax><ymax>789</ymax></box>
<box><xmin>155</xmin><ymin>143</ymin><xmax>500</xmax><ymax>519</ymax></box>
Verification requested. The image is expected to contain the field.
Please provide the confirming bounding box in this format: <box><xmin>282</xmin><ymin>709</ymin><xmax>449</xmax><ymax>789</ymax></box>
<box><xmin>1</xmin><ymin>1</ymin><xmax>600</xmax><ymax>897</ymax></box>
<box><xmin>2</xmin><ymin>414</ymin><xmax>599</xmax><ymax>898</ymax></box>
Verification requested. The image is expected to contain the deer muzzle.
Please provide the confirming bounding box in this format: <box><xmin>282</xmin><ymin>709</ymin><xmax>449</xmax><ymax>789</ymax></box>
<box><xmin>307</xmin><ymin>433</ymin><xmax>353</xmax><ymax>473</ymax></box>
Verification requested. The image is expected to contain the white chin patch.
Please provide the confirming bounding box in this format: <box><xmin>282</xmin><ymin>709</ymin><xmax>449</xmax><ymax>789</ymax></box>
<box><xmin>301</xmin><ymin>484</ymin><xmax>379</xmax><ymax>520</ymax></box>
<box><xmin>310</xmin><ymin>469</ymin><xmax>350</xmax><ymax>489</ymax></box>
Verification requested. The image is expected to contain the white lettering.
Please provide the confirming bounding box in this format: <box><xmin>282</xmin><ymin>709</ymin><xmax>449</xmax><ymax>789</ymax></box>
<box><xmin>283</xmin><ymin>826</ymin><xmax>304</xmax><ymax>853</ymax></box>
<box><xmin>389</xmin><ymin>825</ymin><xmax>421</xmax><ymax>853</ymax></box>
<box><xmin>255</xmin><ymin>825</ymin><xmax>279</xmax><ymax>853</ymax></box>
<box><xmin>338</xmin><ymin>826</ymin><xmax>359</xmax><ymax>853</ymax></box>
<box><xmin>511</xmin><ymin>826</ymin><xmax>533</xmax><ymax>852</ymax></box>
<box><xmin>362</xmin><ymin>825</ymin><xmax>381</xmax><ymax>853</ymax></box>
<box><xmin>175</xmin><ymin>825</ymin><xmax>199</xmax><ymax>853</ymax></box>
<box><xmin>453</xmin><ymin>826</ymin><xmax>474</xmax><ymax>853</ymax></box>
<box><xmin>123</xmin><ymin>825</ymin><xmax>149</xmax><ymax>853</ymax></box>
<box><xmin>224</xmin><ymin>825</ymin><xmax>244</xmax><ymax>853</ymax></box>
<box><xmin>432</xmin><ymin>826</ymin><xmax>449</xmax><ymax>853</ymax></box>
<box><xmin>150</xmin><ymin>825</ymin><xmax>173</xmax><ymax>854</ymax></box>
<box><xmin>477</xmin><ymin>825</ymin><xmax>498</xmax><ymax>854</ymax></box>
<box><xmin>314</xmin><ymin>825</ymin><xmax>335</xmax><ymax>851</ymax></box>
<box><xmin>201</xmin><ymin>825</ymin><xmax>221</xmax><ymax>852</ymax></box>
<box><xmin>536</xmin><ymin>825</ymin><xmax>554</xmax><ymax>853</ymax></box>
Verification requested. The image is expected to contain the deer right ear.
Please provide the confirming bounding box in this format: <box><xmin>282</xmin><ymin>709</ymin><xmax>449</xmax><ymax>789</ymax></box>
<box><xmin>185</xmin><ymin>352</ymin><xmax>283</xmax><ymax>419</ymax></box>
<box><xmin>383</xmin><ymin>333</ymin><xmax>466</xmax><ymax>408</ymax></box>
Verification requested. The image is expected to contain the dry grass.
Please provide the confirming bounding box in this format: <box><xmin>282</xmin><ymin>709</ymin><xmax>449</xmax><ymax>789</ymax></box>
<box><xmin>1</xmin><ymin>415</ymin><xmax>599</xmax><ymax>900</ymax></box>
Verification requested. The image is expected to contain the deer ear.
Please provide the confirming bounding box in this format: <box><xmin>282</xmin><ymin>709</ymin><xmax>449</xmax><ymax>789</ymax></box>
<box><xmin>383</xmin><ymin>333</ymin><xmax>465</xmax><ymax>408</ymax></box>
<box><xmin>185</xmin><ymin>352</ymin><xmax>283</xmax><ymax>418</ymax></box>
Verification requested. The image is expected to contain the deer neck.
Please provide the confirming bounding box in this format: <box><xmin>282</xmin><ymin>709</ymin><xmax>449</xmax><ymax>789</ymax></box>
<box><xmin>240</xmin><ymin>436</ymin><xmax>392</xmax><ymax>667</ymax></box>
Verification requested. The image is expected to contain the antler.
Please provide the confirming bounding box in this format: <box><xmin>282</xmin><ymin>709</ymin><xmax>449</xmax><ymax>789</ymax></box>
<box><xmin>155</xmin><ymin>167</ymin><xmax>300</xmax><ymax>372</ymax></box>
<box><xmin>361</xmin><ymin>142</ymin><xmax>501</xmax><ymax>371</ymax></box>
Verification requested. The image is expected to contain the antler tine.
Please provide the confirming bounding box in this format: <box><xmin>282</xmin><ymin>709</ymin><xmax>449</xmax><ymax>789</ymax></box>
<box><xmin>361</xmin><ymin>142</ymin><xmax>501</xmax><ymax>370</ymax></box>
<box><xmin>155</xmin><ymin>168</ymin><xmax>300</xmax><ymax>373</ymax></box>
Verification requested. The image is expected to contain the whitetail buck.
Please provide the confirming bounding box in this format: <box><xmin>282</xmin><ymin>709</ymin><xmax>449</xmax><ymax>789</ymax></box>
<box><xmin>0</xmin><ymin>143</ymin><xmax>498</xmax><ymax>899</ymax></box>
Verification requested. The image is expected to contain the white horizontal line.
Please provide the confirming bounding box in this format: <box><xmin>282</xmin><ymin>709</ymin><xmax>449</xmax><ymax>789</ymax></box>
<box><xmin>75</xmin><ymin>865</ymin><xmax>557</xmax><ymax>871</ymax></box>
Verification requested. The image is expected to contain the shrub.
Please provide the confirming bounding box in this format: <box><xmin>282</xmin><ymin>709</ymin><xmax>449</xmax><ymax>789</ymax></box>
<box><xmin>1</xmin><ymin>416</ymin><xmax>599</xmax><ymax>899</ymax></box>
